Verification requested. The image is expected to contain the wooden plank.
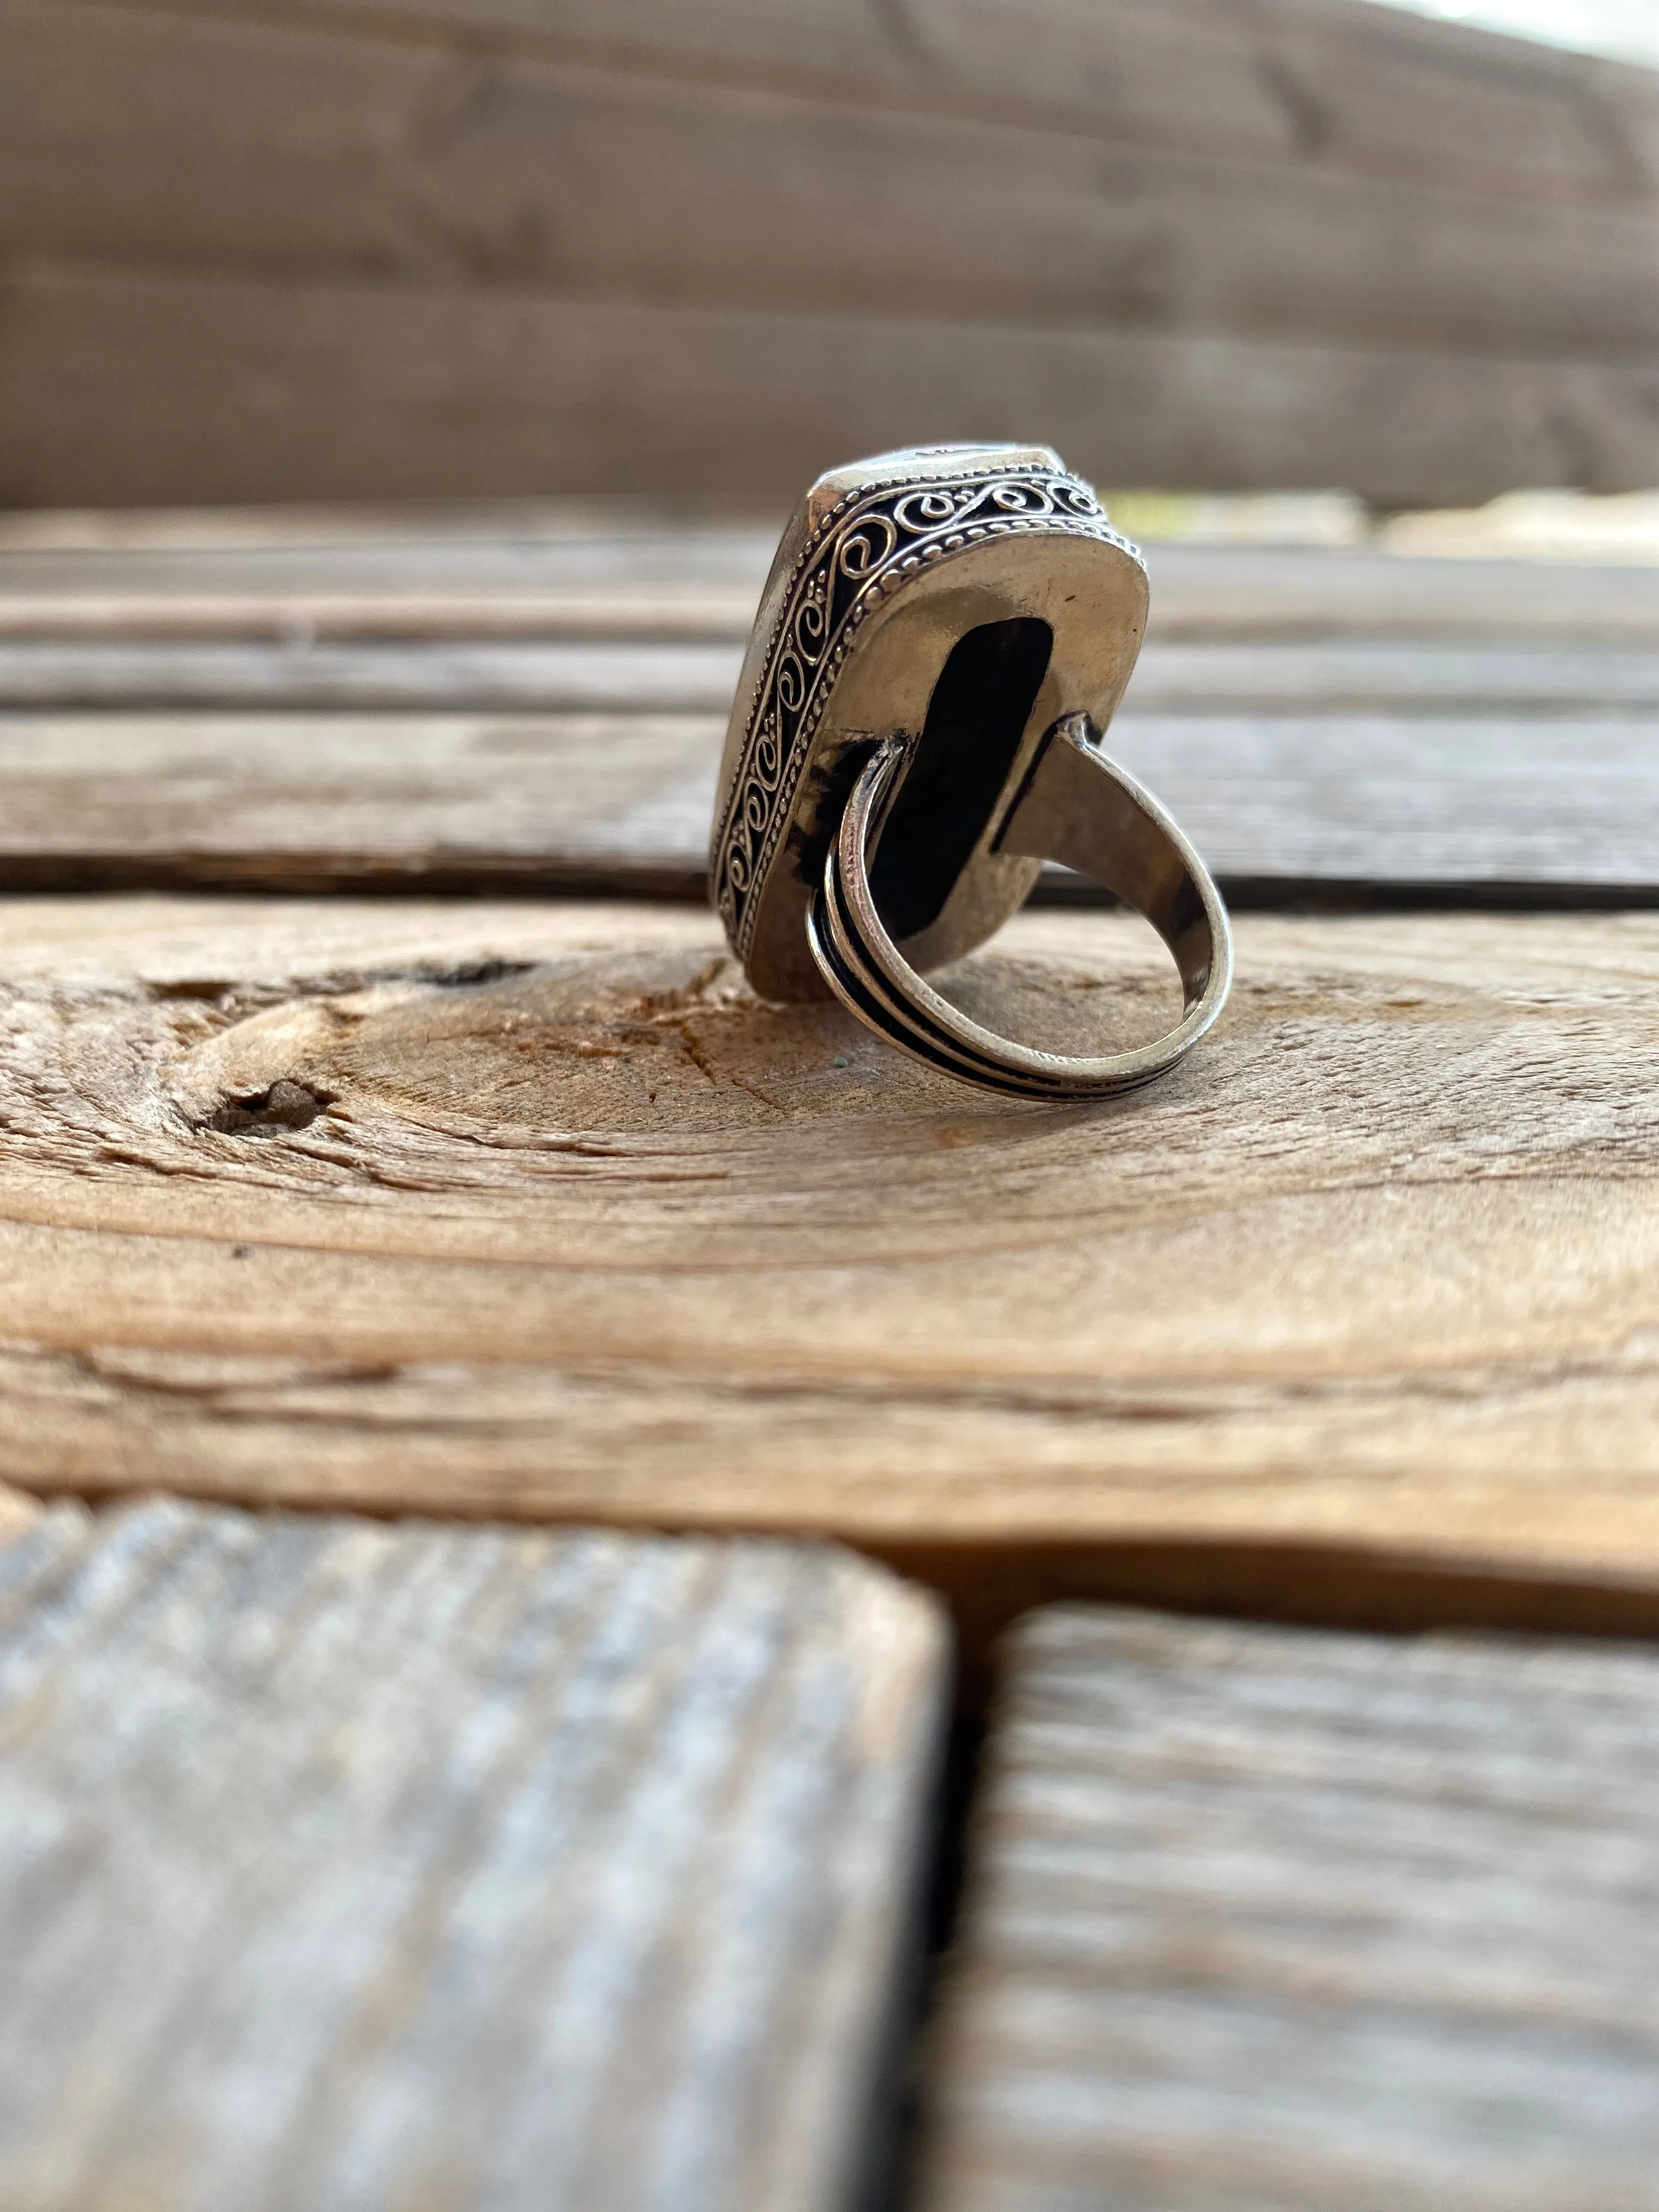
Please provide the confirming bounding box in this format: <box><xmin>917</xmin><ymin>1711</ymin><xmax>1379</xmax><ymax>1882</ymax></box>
<box><xmin>0</xmin><ymin>504</ymin><xmax>778</xmax><ymax>638</ymax></box>
<box><xmin>82</xmin><ymin>0</ymin><xmax>1659</xmax><ymax>211</ymax></box>
<box><xmin>8</xmin><ymin>0</ymin><xmax>1659</xmax><ymax>359</ymax></box>
<box><xmin>10</xmin><ymin>636</ymin><xmax>1659</xmax><ymax>709</ymax></box>
<box><xmin>8</xmin><ymin>0</ymin><xmax>1659</xmax><ymax>510</ymax></box>
<box><xmin>918</xmin><ymin>1604</ymin><xmax>1659</xmax><ymax>2210</ymax></box>
<box><xmin>0</xmin><ymin>711</ymin><xmax>720</xmax><ymax>895</ymax></box>
<box><xmin>0</xmin><ymin>1493</ymin><xmax>947</xmax><ymax>2211</ymax></box>
<box><xmin>1</xmin><ymin>896</ymin><xmax>1659</xmax><ymax>1639</ymax></box>
<box><xmin>1104</xmin><ymin>714</ymin><xmax>1659</xmax><ymax>902</ymax></box>
<box><xmin>0</xmin><ymin>591</ymin><xmax>764</xmax><ymax>641</ymax></box>
<box><xmin>1141</xmin><ymin>641</ymin><xmax>1659</xmax><ymax>709</ymax></box>
<box><xmin>0</xmin><ymin>704</ymin><xmax>1656</xmax><ymax>903</ymax></box>
<box><xmin>5</xmin><ymin>534</ymin><xmax>1659</xmax><ymax>646</ymax></box>
<box><xmin>0</xmin><ymin>640</ymin><xmax>746</xmax><ymax>709</ymax></box>
<box><xmin>1145</xmin><ymin>547</ymin><xmax>1659</xmax><ymax>644</ymax></box>
<box><xmin>0</xmin><ymin>498</ymin><xmax>720</xmax><ymax>550</ymax></box>
<box><xmin>7</xmin><ymin>266</ymin><xmax>1659</xmax><ymax>514</ymax></box>
<box><xmin>0</xmin><ymin>1484</ymin><xmax>37</xmax><ymax>1541</ymax></box>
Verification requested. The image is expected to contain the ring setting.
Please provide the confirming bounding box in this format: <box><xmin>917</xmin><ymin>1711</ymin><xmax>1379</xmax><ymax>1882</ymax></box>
<box><xmin>709</xmin><ymin>444</ymin><xmax>1232</xmax><ymax>1101</ymax></box>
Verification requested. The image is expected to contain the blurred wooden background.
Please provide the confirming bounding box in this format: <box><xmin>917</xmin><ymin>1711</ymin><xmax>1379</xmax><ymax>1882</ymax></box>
<box><xmin>4</xmin><ymin>0</ymin><xmax>1659</xmax><ymax>511</ymax></box>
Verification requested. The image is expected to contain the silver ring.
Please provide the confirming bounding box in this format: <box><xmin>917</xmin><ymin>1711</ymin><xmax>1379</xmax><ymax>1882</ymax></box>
<box><xmin>807</xmin><ymin>719</ymin><xmax>1230</xmax><ymax>1100</ymax></box>
<box><xmin>709</xmin><ymin>443</ymin><xmax>1233</xmax><ymax>1102</ymax></box>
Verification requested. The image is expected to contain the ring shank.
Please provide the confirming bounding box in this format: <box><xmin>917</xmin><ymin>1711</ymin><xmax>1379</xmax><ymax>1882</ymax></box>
<box><xmin>806</xmin><ymin>715</ymin><xmax>1232</xmax><ymax>1101</ymax></box>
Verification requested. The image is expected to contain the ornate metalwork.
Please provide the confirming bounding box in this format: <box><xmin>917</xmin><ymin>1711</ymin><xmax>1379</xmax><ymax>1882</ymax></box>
<box><xmin>710</xmin><ymin>454</ymin><xmax>1135</xmax><ymax>960</ymax></box>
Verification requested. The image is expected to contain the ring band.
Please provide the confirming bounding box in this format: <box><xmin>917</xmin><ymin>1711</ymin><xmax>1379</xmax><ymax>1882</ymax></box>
<box><xmin>807</xmin><ymin>715</ymin><xmax>1232</xmax><ymax>1101</ymax></box>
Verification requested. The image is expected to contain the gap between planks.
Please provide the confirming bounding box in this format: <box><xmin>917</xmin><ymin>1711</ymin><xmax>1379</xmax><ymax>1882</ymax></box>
<box><xmin>916</xmin><ymin>1603</ymin><xmax>1659</xmax><ymax>2211</ymax></box>
<box><xmin>0</xmin><ymin>701</ymin><xmax>1655</xmax><ymax>906</ymax></box>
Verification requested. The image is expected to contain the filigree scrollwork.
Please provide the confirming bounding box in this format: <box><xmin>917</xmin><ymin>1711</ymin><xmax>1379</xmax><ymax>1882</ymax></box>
<box><xmin>711</xmin><ymin>460</ymin><xmax>1133</xmax><ymax>955</ymax></box>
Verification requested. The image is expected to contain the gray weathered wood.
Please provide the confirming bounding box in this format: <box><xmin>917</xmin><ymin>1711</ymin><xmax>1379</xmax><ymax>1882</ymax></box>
<box><xmin>1145</xmin><ymin>548</ymin><xmax>1659</xmax><ymax>642</ymax></box>
<box><xmin>8</xmin><ymin>0</ymin><xmax>1659</xmax><ymax>359</ymax></box>
<box><xmin>111</xmin><ymin>0</ymin><xmax>1659</xmax><ymax>219</ymax></box>
<box><xmin>12</xmin><ymin>636</ymin><xmax>1659</xmax><ymax>710</ymax></box>
<box><xmin>7</xmin><ymin>527</ymin><xmax>1659</xmax><ymax>646</ymax></box>
<box><xmin>0</xmin><ymin>591</ymin><xmax>764</xmax><ymax>641</ymax></box>
<box><xmin>0</xmin><ymin>702</ymin><xmax>1655</xmax><ymax>901</ymax></box>
<box><xmin>0</xmin><ymin>639</ymin><xmax>746</xmax><ymax>709</ymax></box>
<box><xmin>49</xmin><ymin>0</ymin><xmax>1659</xmax><ymax>206</ymax></box>
<box><xmin>0</xmin><ymin>710</ymin><xmax>721</xmax><ymax>894</ymax></box>
<box><xmin>7</xmin><ymin>0</ymin><xmax>1659</xmax><ymax>507</ymax></box>
<box><xmin>7</xmin><ymin>266</ymin><xmax>1659</xmax><ymax>511</ymax></box>
<box><xmin>0</xmin><ymin>512</ymin><xmax>778</xmax><ymax>608</ymax></box>
<box><xmin>919</xmin><ymin>1604</ymin><xmax>1659</xmax><ymax>2211</ymax></box>
<box><xmin>0</xmin><ymin>1494</ymin><xmax>947</xmax><ymax>2212</ymax></box>
<box><xmin>3</xmin><ymin>515</ymin><xmax>1658</xmax><ymax>898</ymax></box>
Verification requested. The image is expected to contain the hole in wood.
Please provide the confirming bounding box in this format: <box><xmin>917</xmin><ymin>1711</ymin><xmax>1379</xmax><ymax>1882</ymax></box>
<box><xmin>205</xmin><ymin>1080</ymin><xmax>332</xmax><ymax>1136</ymax></box>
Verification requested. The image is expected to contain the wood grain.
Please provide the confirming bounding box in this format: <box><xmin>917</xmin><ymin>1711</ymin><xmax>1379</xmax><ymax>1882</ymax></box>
<box><xmin>6</xmin><ymin>517</ymin><xmax>1656</xmax><ymax>904</ymax></box>
<box><xmin>8</xmin><ymin>265</ymin><xmax>1659</xmax><ymax>514</ymax></box>
<box><xmin>0</xmin><ymin>640</ymin><xmax>745</xmax><ymax>709</ymax></box>
<box><xmin>16</xmin><ymin>637</ymin><xmax>1659</xmax><ymax>709</ymax></box>
<box><xmin>9</xmin><ymin>0</ymin><xmax>1659</xmax><ymax>507</ymax></box>
<box><xmin>0</xmin><ymin>704</ymin><xmax>1656</xmax><ymax>903</ymax></box>
<box><xmin>7</xmin><ymin>531</ymin><xmax>1659</xmax><ymax>644</ymax></box>
<box><xmin>6</xmin><ymin>0</ymin><xmax>1659</xmax><ymax>510</ymax></box>
<box><xmin>918</xmin><ymin>1604</ymin><xmax>1659</xmax><ymax>2210</ymax></box>
<box><xmin>1142</xmin><ymin>549</ymin><xmax>1659</xmax><ymax>643</ymax></box>
<box><xmin>0</xmin><ymin>591</ymin><xmax>764</xmax><ymax>641</ymax></box>
<box><xmin>0</xmin><ymin>503</ymin><xmax>778</xmax><ymax>639</ymax></box>
<box><xmin>9</xmin><ymin>0</ymin><xmax>1659</xmax><ymax>358</ymax></box>
<box><xmin>0</xmin><ymin>1493</ymin><xmax>947</xmax><ymax>2212</ymax></box>
<box><xmin>1</xmin><ymin>896</ymin><xmax>1658</xmax><ymax>1634</ymax></box>
<box><xmin>69</xmin><ymin>0</ymin><xmax>1659</xmax><ymax>212</ymax></box>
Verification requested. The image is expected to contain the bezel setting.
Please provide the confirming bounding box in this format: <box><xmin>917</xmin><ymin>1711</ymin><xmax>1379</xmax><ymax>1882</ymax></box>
<box><xmin>710</xmin><ymin>444</ymin><xmax>1145</xmax><ymax>1000</ymax></box>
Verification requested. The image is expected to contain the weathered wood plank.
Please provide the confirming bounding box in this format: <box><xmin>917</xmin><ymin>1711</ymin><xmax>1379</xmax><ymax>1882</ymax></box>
<box><xmin>0</xmin><ymin>705</ymin><xmax>1656</xmax><ymax>903</ymax></box>
<box><xmin>80</xmin><ymin>0</ymin><xmax>1659</xmax><ymax>211</ymax></box>
<box><xmin>8</xmin><ymin>0</ymin><xmax>1659</xmax><ymax>508</ymax></box>
<box><xmin>0</xmin><ymin>1493</ymin><xmax>947</xmax><ymax>2212</ymax></box>
<box><xmin>1</xmin><ymin>896</ymin><xmax>1658</xmax><ymax>1635</ymax></box>
<box><xmin>0</xmin><ymin>506</ymin><xmax>777</xmax><ymax>637</ymax></box>
<box><xmin>1145</xmin><ymin>548</ymin><xmax>1659</xmax><ymax>644</ymax></box>
<box><xmin>9</xmin><ymin>0</ymin><xmax>1659</xmax><ymax>358</ymax></box>
<box><xmin>0</xmin><ymin>640</ymin><xmax>744</xmax><ymax>709</ymax></box>
<box><xmin>0</xmin><ymin>591</ymin><xmax>764</xmax><ymax>641</ymax></box>
<box><xmin>918</xmin><ymin>1604</ymin><xmax>1659</xmax><ymax>2211</ymax></box>
<box><xmin>0</xmin><ymin>1483</ymin><xmax>37</xmax><ymax>1541</ymax></box>
<box><xmin>0</xmin><ymin>711</ymin><xmax>720</xmax><ymax>895</ymax></box>
<box><xmin>7</xmin><ymin>527</ymin><xmax>1659</xmax><ymax>646</ymax></box>
<box><xmin>6</xmin><ymin>266</ymin><xmax>1659</xmax><ymax>512</ymax></box>
<box><xmin>16</xmin><ymin>637</ymin><xmax>1659</xmax><ymax>710</ymax></box>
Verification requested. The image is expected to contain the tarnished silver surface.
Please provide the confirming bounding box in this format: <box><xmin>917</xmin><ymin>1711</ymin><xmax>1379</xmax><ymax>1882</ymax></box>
<box><xmin>710</xmin><ymin>444</ymin><xmax>1231</xmax><ymax>1100</ymax></box>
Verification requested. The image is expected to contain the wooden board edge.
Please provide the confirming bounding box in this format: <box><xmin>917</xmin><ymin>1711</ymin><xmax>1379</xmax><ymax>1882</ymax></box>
<box><xmin>0</xmin><ymin>855</ymin><xmax>1651</xmax><ymax>911</ymax></box>
<box><xmin>0</xmin><ymin>1483</ymin><xmax>41</xmax><ymax>1546</ymax></box>
<box><xmin>867</xmin><ymin>1534</ymin><xmax>1659</xmax><ymax>1706</ymax></box>
<box><xmin>12</xmin><ymin>1469</ymin><xmax>1659</xmax><ymax>1706</ymax></box>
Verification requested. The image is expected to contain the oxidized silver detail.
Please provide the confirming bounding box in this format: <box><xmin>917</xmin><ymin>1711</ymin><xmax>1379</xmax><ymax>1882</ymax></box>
<box><xmin>710</xmin><ymin>458</ymin><xmax>1135</xmax><ymax>960</ymax></box>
